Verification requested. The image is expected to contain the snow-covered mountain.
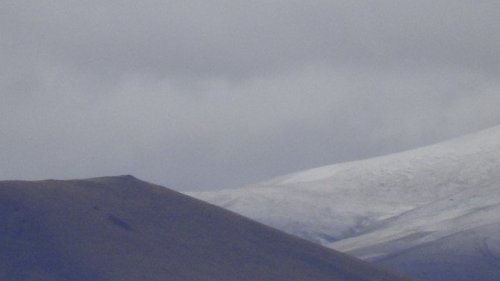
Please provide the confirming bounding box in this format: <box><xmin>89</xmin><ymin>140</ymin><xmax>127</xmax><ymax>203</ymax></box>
<box><xmin>188</xmin><ymin>126</ymin><xmax>500</xmax><ymax>281</ymax></box>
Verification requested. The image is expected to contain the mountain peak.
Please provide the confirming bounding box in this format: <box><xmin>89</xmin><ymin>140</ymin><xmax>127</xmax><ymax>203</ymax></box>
<box><xmin>85</xmin><ymin>174</ymin><xmax>140</xmax><ymax>182</ymax></box>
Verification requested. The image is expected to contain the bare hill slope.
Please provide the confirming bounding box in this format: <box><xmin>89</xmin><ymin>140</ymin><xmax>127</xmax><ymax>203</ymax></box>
<box><xmin>0</xmin><ymin>176</ymin><xmax>410</xmax><ymax>281</ymax></box>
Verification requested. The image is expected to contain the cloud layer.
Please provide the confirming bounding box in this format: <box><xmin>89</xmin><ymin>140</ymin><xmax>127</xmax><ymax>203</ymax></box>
<box><xmin>2</xmin><ymin>1</ymin><xmax>500</xmax><ymax>189</ymax></box>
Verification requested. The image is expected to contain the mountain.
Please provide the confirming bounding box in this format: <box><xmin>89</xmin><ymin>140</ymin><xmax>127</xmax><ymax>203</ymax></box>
<box><xmin>189</xmin><ymin>126</ymin><xmax>500</xmax><ymax>281</ymax></box>
<box><xmin>0</xmin><ymin>175</ymin><xmax>411</xmax><ymax>281</ymax></box>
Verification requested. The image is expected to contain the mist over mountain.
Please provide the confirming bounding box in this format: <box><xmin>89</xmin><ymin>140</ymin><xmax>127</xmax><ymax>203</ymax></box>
<box><xmin>190</xmin><ymin>125</ymin><xmax>500</xmax><ymax>280</ymax></box>
<box><xmin>0</xmin><ymin>176</ymin><xmax>411</xmax><ymax>281</ymax></box>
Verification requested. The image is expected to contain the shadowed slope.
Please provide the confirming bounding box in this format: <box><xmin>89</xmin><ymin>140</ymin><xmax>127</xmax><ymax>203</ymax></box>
<box><xmin>376</xmin><ymin>223</ymin><xmax>500</xmax><ymax>281</ymax></box>
<box><xmin>0</xmin><ymin>176</ymin><xmax>411</xmax><ymax>281</ymax></box>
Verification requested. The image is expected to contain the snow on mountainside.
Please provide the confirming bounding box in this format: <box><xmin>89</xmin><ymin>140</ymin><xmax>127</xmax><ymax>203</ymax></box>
<box><xmin>188</xmin><ymin>126</ymin><xmax>500</xmax><ymax>280</ymax></box>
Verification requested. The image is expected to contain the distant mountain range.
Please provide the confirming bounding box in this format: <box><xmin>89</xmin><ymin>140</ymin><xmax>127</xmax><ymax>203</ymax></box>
<box><xmin>189</xmin><ymin>126</ymin><xmax>500</xmax><ymax>281</ymax></box>
<box><xmin>0</xmin><ymin>176</ymin><xmax>411</xmax><ymax>281</ymax></box>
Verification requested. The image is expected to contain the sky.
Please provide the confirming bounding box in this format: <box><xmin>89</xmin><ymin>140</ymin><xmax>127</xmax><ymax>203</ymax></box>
<box><xmin>1</xmin><ymin>1</ymin><xmax>500</xmax><ymax>190</ymax></box>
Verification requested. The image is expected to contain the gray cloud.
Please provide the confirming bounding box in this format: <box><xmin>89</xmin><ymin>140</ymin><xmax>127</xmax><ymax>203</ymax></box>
<box><xmin>1</xmin><ymin>1</ymin><xmax>500</xmax><ymax>190</ymax></box>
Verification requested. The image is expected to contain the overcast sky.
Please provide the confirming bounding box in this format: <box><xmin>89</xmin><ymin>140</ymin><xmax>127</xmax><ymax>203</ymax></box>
<box><xmin>1</xmin><ymin>1</ymin><xmax>500</xmax><ymax>190</ymax></box>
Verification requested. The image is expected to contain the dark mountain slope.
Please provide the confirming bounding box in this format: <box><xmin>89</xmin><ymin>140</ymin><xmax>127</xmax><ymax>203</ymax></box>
<box><xmin>376</xmin><ymin>223</ymin><xmax>500</xmax><ymax>281</ymax></box>
<box><xmin>0</xmin><ymin>176</ymin><xmax>411</xmax><ymax>281</ymax></box>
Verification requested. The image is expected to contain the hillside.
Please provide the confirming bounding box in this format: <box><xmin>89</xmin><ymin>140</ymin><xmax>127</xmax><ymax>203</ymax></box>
<box><xmin>189</xmin><ymin>126</ymin><xmax>500</xmax><ymax>280</ymax></box>
<box><xmin>0</xmin><ymin>176</ymin><xmax>411</xmax><ymax>281</ymax></box>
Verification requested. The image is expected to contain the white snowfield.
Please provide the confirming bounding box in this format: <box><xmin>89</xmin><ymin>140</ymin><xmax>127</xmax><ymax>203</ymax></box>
<box><xmin>188</xmin><ymin>126</ymin><xmax>500</xmax><ymax>281</ymax></box>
